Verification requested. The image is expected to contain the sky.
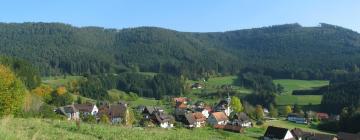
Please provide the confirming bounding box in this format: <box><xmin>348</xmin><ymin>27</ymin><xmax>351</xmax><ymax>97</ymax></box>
<box><xmin>0</xmin><ymin>0</ymin><xmax>359</xmax><ymax>32</ymax></box>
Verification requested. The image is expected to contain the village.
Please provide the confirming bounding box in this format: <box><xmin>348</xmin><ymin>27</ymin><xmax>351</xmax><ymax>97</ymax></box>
<box><xmin>55</xmin><ymin>89</ymin><xmax>360</xmax><ymax>140</ymax></box>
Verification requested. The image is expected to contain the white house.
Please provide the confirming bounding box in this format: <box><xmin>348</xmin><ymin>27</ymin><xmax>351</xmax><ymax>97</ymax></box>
<box><xmin>208</xmin><ymin>112</ymin><xmax>229</xmax><ymax>126</ymax></box>
<box><xmin>263</xmin><ymin>126</ymin><xmax>295</xmax><ymax>140</ymax></box>
<box><xmin>74</xmin><ymin>103</ymin><xmax>98</xmax><ymax>116</ymax></box>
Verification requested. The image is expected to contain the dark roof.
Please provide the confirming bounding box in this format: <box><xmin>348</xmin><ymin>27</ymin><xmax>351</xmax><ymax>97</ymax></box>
<box><xmin>291</xmin><ymin>128</ymin><xmax>336</xmax><ymax>140</ymax></box>
<box><xmin>264</xmin><ymin>126</ymin><xmax>290</xmax><ymax>139</ymax></box>
<box><xmin>303</xmin><ymin>133</ymin><xmax>336</xmax><ymax>140</ymax></box>
<box><xmin>143</xmin><ymin>106</ymin><xmax>163</xmax><ymax>115</ymax></box>
<box><xmin>97</xmin><ymin>105</ymin><xmax>110</xmax><ymax>117</ymax></box>
<box><xmin>185</xmin><ymin>113</ymin><xmax>196</xmax><ymax>124</ymax></box>
<box><xmin>109</xmin><ymin>104</ymin><xmax>127</xmax><ymax>118</ymax></box>
<box><xmin>291</xmin><ymin>128</ymin><xmax>305</xmax><ymax>139</ymax></box>
<box><xmin>154</xmin><ymin>112</ymin><xmax>174</xmax><ymax>123</ymax></box>
<box><xmin>234</xmin><ymin>112</ymin><xmax>250</xmax><ymax>122</ymax></box>
<box><xmin>57</xmin><ymin>105</ymin><xmax>78</xmax><ymax>114</ymax></box>
<box><xmin>74</xmin><ymin>103</ymin><xmax>95</xmax><ymax>113</ymax></box>
<box><xmin>337</xmin><ymin>132</ymin><xmax>360</xmax><ymax>140</ymax></box>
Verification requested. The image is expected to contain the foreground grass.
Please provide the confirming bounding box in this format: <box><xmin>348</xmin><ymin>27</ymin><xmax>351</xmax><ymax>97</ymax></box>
<box><xmin>273</xmin><ymin>79</ymin><xmax>329</xmax><ymax>105</ymax></box>
<box><xmin>0</xmin><ymin>117</ymin><xmax>261</xmax><ymax>140</ymax></box>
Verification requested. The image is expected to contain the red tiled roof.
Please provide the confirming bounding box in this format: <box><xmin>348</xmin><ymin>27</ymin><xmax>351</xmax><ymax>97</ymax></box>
<box><xmin>173</xmin><ymin>97</ymin><xmax>188</xmax><ymax>103</ymax></box>
<box><xmin>211</xmin><ymin>112</ymin><xmax>228</xmax><ymax>122</ymax></box>
<box><xmin>193</xmin><ymin>112</ymin><xmax>206</xmax><ymax>122</ymax></box>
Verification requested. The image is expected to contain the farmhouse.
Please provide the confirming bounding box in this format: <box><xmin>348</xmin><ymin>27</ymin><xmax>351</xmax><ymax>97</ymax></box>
<box><xmin>154</xmin><ymin>111</ymin><xmax>174</xmax><ymax>128</ymax></box>
<box><xmin>230</xmin><ymin>112</ymin><xmax>252</xmax><ymax>128</ymax></box>
<box><xmin>109</xmin><ymin>103</ymin><xmax>128</xmax><ymax>124</ymax></box>
<box><xmin>55</xmin><ymin>105</ymin><xmax>80</xmax><ymax>120</ymax></box>
<box><xmin>208</xmin><ymin>112</ymin><xmax>229</xmax><ymax>126</ymax></box>
<box><xmin>316</xmin><ymin>112</ymin><xmax>329</xmax><ymax>121</ymax></box>
<box><xmin>191</xmin><ymin>83</ymin><xmax>203</xmax><ymax>89</ymax></box>
<box><xmin>263</xmin><ymin>126</ymin><xmax>295</xmax><ymax>140</ymax></box>
<box><xmin>142</xmin><ymin>106</ymin><xmax>163</xmax><ymax>119</ymax></box>
<box><xmin>291</xmin><ymin>128</ymin><xmax>337</xmax><ymax>140</ymax></box>
<box><xmin>74</xmin><ymin>103</ymin><xmax>98</xmax><ymax>116</ymax></box>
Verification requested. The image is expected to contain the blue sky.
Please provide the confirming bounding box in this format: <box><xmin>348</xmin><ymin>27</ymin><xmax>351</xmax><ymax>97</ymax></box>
<box><xmin>0</xmin><ymin>0</ymin><xmax>359</xmax><ymax>32</ymax></box>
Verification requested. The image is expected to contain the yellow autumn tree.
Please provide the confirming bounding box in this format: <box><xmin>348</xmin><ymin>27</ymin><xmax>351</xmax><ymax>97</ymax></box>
<box><xmin>0</xmin><ymin>64</ymin><xmax>27</xmax><ymax>116</ymax></box>
<box><xmin>56</xmin><ymin>86</ymin><xmax>67</xmax><ymax>95</ymax></box>
<box><xmin>31</xmin><ymin>85</ymin><xmax>53</xmax><ymax>97</ymax></box>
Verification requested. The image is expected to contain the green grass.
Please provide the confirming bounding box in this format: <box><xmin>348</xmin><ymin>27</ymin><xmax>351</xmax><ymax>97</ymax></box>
<box><xmin>265</xmin><ymin>120</ymin><xmax>333</xmax><ymax>135</ymax></box>
<box><xmin>130</xmin><ymin>97</ymin><xmax>160</xmax><ymax>106</ymax></box>
<box><xmin>42</xmin><ymin>76</ymin><xmax>83</xmax><ymax>88</ymax></box>
<box><xmin>273</xmin><ymin>79</ymin><xmax>329</xmax><ymax>105</ymax></box>
<box><xmin>273</xmin><ymin>79</ymin><xmax>329</xmax><ymax>95</ymax></box>
<box><xmin>0</xmin><ymin>117</ymin><xmax>260</xmax><ymax>140</ymax></box>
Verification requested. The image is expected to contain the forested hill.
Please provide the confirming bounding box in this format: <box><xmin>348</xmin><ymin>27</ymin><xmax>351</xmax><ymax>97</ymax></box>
<box><xmin>1</xmin><ymin>22</ymin><xmax>360</xmax><ymax>79</ymax></box>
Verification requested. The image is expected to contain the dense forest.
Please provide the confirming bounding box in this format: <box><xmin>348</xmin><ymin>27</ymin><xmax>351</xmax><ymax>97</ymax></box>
<box><xmin>1</xmin><ymin>22</ymin><xmax>360</xmax><ymax>80</ymax></box>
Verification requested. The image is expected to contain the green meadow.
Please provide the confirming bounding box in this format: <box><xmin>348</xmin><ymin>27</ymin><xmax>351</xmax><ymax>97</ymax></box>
<box><xmin>0</xmin><ymin>117</ymin><xmax>262</xmax><ymax>140</ymax></box>
<box><xmin>273</xmin><ymin>79</ymin><xmax>329</xmax><ymax>105</ymax></box>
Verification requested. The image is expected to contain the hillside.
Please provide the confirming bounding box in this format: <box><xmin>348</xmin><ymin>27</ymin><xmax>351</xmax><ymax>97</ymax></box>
<box><xmin>1</xmin><ymin>23</ymin><xmax>360</xmax><ymax>79</ymax></box>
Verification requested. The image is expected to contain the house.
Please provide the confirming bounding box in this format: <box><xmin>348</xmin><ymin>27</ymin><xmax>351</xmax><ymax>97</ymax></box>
<box><xmin>184</xmin><ymin>113</ymin><xmax>196</xmax><ymax>128</ymax></box>
<box><xmin>214</xmin><ymin>124</ymin><xmax>244</xmax><ymax>133</ymax></box>
<box><xmin>74</xmin><ymin>103</ymin><xmax>98</xmax><ymax>116</ymax></box>
<box><xmin>109</xmin><ymin>103</ymin><xmax>128</xmax><ymax>124</ymax></box>
<box><xmin>173</xmin><ymin>97</ymin><xmax>190</xmax><ymax>109</ymax></box>
<box><xmin>191</xmin><ymin>83</ymin><xmax>203</xmax><ymax>89</ymax></box>
<box><xmin>194</xmin><ymin>105</ymin><xmax>211</xmax><ymax>118</ymax></box>
<box><xmin>214</xmin><ymin>98</ymin><xmax>232</xmax><ymax>116</ymax></box>
<box><xmin>174</xmin><ymin>108</ymin><xmax>193</xmax><ymax>122</ymax></box>
<box><xmin>337</xmin><ymin>132</ymin><xmax>360</xmax><ymax>140</ymax></box>
<box><xmin>208</xmin><ymin>112</ymin><xmax>229</xmax><ymax>126</ymax></box>
<box><xmin>316</xmin><ymin>113</ymin><xmax>329</xmax><ymax>121</ymax></box>
<box><xmin>55</xmin><ymin>105</ymin><xmax>80</xmax><ymax>120</ymax></box>
<box><xmin>287</xmin><ymin>113</ymin><xmax>308</xmax><ymax>124</ymax></box>
<box><xmin>231</xmin><ymin>112</ymin><xmax>252</xmax><ymax>128</ymax></box>
<box><xmin>97</xmin><ymin>104</ymin><xmax>110</xmax><ymax>119</ymax></box>
<box><xmin>142</xmin><ymin>106</ymin><xmax>163</xmax><ymax>119</ymax></box>
<box><xmin>263</xmin><ymin>126</ymin><xmax>295</xmax><ymax>140</ymax></box>
<box><xmin>193</xmin><ymin>112</ymin><xmax>206</xmax><ymax>127</ymax></box>
<box><xmin>153</xmin><ymin>111</ymin><xmax>174</xmax><ymax>128</ymax></box>
<box><xmin>291</xmin><ymin>128</ymin><xmax>337</xmax><ymax>140</ymax></box>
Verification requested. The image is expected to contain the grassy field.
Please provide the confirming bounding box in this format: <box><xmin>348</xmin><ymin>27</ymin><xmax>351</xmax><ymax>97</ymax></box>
<box><xmin>0</xmin><ymin>117</ymin><xmax>262</xmax><ymax>140</ymax></box>
<box><xmin>264</xmin><ymin>120</ymin><xmax>333</xmax><ymax>135</ymax></box>
<box><xmin>273</xmin><ymin>79</ymin><xmax>329</xmax><ymax>105</ymax></box>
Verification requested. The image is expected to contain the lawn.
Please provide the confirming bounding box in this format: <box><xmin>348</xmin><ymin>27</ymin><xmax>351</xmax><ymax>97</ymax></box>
<box><xmin>0</xmin><ymin>117</ymin><xmax>261</xmax><ymax>140</ymax></box>
<box><xmin>273</xmin><ymin>79</ymin><xmax>329</xmax><ymax>105</ymax></box>
<box><xmin>265</xmin><ymin>120</ymin><xmax>333</xmax><ymax>135</ymax></box>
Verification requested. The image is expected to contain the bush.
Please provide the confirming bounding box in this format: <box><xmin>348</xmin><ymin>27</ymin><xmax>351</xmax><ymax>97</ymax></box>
<box><xmin>317</xmin><ymin>121</ymin><xmax>339</xmax><ymax>132</ymax></box>
<box><xmin>82</xmin><ymin>114</ymin><xmax>97</xmax><ymax>124</ymax></box>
